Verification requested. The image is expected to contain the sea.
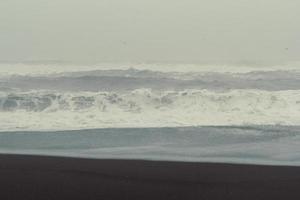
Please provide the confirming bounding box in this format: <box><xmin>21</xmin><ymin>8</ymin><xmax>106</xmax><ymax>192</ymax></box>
<box><xmin>0</xmin><ymin>62</ymin><xmax>300</xmax><ymax>166</ymax></box>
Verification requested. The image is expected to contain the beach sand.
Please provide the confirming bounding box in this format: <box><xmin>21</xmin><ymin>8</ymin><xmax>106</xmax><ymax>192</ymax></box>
<box><xmin>0</xmin><ymin>154</ymin><xmax>300</xmax><ymax>200</ymax></box>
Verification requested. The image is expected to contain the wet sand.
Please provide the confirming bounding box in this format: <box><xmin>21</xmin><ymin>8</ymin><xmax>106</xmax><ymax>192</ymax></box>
<box><xmin>0</xmin><ymin>154</ymin><xmax>300</xmax><ymax>200</ymax></box>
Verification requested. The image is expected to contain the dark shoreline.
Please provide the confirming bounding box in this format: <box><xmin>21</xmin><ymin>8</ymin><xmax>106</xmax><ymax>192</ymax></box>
<box><xmin>0</xmin><ymin>154</ymin><xmax>300</xmax><ymax>200</ymax></box>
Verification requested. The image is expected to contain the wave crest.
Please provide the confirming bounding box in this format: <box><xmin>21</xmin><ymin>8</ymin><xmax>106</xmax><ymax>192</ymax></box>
<box><xmin>0</xmin><ymin>89</ymin><xmax>300</xmax><ymax>131</ymax></box>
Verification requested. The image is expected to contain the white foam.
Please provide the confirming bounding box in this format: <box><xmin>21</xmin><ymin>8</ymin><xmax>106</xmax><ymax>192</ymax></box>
<box><xmin>1</xmin><ymin>89</ymin><xmax>300</xmax><ymax>131</ymax></box>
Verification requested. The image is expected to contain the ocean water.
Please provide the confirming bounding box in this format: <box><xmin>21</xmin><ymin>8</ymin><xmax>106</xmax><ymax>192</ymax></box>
<box><xmin>0</xmin><ymin>63</ymin><xmax>300</xmax><ymax>165</ymax></box>
<box><xmin>1</xmin><ymin>126</ymin><xmax>300</xmax><ymax>166</ymax></box>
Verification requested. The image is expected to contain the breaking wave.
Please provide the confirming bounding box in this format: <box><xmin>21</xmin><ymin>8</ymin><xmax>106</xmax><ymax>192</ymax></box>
<box><xmin>1</xmin><ymin>64</ymin><xmax>300</xmax><ymax>131</ymax></box>
<box><xmin>1</xmin><ymin>89</ymin><xmax>300</xmax><ymax>131</ymax></box>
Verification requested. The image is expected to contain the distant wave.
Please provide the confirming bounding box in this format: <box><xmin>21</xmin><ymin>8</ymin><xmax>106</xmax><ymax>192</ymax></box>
<box><xmin>0</xmin><ymin>89</ymin><xmax>300</xmax><ymax>131</ymax></box>
<box><xmin>1</xmin><ymin>69</ymin><xmax>300</xmax><ymax>91</ymax></box>
<box><xmin>1</xmin><ymin>62</ymin><xmax>300</xmax><ymax>76</ymax></box>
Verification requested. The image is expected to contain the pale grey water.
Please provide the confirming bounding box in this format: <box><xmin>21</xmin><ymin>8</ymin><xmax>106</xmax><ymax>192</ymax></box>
<box><xmin>2</xmin><ymin>70</ymin><xmax>300</xmax><ymax>92</ymax></box>
<box><xmin>1</xmin><ymin>126</ymin><xmax>300</xmax><ymax>166</ymax></box>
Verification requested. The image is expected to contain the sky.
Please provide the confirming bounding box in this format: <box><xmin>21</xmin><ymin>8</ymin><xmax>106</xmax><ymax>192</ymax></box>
<box><xmin>0</xmin><ymin>0</ymin><xmax>299</xmax><ymax>63</ymax></box>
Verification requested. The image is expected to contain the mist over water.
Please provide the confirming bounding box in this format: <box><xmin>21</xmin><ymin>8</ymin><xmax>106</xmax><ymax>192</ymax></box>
<box><xmin>1</xmin><ymin>0</ymin><xmax>300</xmax><ymax>63</ymax></box>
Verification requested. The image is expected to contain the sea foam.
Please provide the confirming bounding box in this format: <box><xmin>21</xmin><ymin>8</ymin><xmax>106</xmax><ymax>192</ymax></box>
<box><xmin>1</xmin><ymin>63</ymin><xmax>300</xmax><ymax>131</ymax></box>
<box><xmin>0</xmin><ymin>89</ymin><xmax>300</xmax><ymax>131</ymax></box>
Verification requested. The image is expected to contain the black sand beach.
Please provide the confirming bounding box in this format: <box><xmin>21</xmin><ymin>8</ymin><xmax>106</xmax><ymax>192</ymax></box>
<box><xmin>0</xmin><ymin>154</ymin><xmax>300</xmax><ymax>200</ymax></box>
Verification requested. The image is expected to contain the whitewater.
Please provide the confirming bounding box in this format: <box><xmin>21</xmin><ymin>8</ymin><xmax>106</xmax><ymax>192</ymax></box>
<box><xmin>0</xmin><ymin>63</ymin><xmax>300</xmax><ymax>131</ymax></box>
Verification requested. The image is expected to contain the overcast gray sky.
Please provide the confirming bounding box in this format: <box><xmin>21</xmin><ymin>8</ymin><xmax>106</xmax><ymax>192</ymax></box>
<box><xmin>0</xmin><ymin>0</ymin><xmax>299</xmax><ymax>63</ymax></box>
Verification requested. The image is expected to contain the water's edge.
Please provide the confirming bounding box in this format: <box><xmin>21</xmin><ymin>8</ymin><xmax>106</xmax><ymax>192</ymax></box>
<box><xmin>1</xmin><ymin>126</ymin><xmax>300</xmax><ymax>166</ymax></box>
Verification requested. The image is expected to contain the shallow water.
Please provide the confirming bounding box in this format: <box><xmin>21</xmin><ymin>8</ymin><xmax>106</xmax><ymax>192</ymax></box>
<box><xmin>1</xmin><ymin>126</ymin><xmax>300</xmax><ymax>166</ymax></box>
